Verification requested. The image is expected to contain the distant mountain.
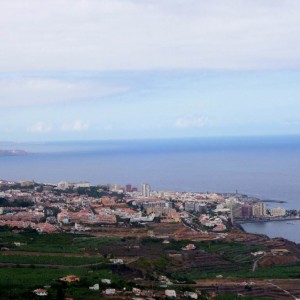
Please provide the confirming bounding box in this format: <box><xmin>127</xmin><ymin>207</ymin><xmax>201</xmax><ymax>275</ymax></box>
<box><xmin>0</xmin><ymin>149</ymin><xmax>29</xmax><ymax>156</ymax></box>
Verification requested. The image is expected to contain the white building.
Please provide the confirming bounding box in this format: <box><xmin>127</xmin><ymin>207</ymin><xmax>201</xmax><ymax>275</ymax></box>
<box><xmin>73</xmin><ymin>182</ymin><xmax>91</xmax><ymax>188</ymax></box>
<box><xmin>184</xmin><ymin>291</ymin><xmax>198</xmax><ymax>299</ymax></box>
<box><xmin>57</xmin><ymin>181</ymin><xmax>69</xmax><ymax>190</ymax></box>
<box><xmin>89</xmin><ymin>284</ymin><xmax>99</xmax><ymax>290</ymax></box>
<box><xmin>252</xmin><ymin>202</ymin><xmax>266</xmax><ymax>217</ymax></box>
<box><xmin>33</xmin><ymin>289</ymin><xmax>48</xmax><ymax>296</ymax></box>
<box><xmin>271</xmin><ymin>207</ymin><xmax>286</xmax><ymax>217</ymax></box>
<box><xmin>109</xmin><ymin>184</ymin><xmax>123</xmax><ymax>193</ymax></box>
<box><xmin>104</xmin><ymin>289</ymin><xmax>116</xmax><ymax>295</ymax></box>
<box><xmin>101</xmin><ymin>279</ymin><xmax>111</xmax><ymax>284</ymax></box>
<box><xmin>165</xmin><ymin>289</ymin><xmax>176</xmax><ymax>298</ymax></box>
<box><xmin>130</xmin><ymin>212</ymin><xmax>155</xmax><ymax>223</ymax></box>
<box><xmin>142</xmin><ymin>183</ymin><xmax>151</xmax><ymax>198</ymax></box>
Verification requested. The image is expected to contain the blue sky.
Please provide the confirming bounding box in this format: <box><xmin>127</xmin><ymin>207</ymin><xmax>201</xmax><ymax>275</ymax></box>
<box><xmin>1</xmin><ymin>0</ymin><xmax>300</xmax><ymax>141</ymax></box>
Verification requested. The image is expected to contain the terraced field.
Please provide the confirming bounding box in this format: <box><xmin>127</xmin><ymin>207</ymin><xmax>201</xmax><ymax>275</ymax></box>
<box><xmin>1</xmin><ymin>228</ymin><xmax>300</xmax><ymax>299</ymax></box>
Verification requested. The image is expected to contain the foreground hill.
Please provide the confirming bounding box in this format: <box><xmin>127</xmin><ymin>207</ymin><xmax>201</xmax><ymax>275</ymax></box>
<box><xmin>0</xmin><ymin>225</ymin><xmax>300</xmax><ymax>299</ymax></box>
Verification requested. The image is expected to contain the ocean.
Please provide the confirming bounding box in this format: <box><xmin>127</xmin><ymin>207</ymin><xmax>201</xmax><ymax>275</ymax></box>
<box><xmin>1</xmin><ymin>135</ymin><xmax>300</xmax><ymax>242</ymax></box>
<box><xmin>241</xmin><ymin>221</ymin><xmax>300</xmax><ymax>244</ymax></box>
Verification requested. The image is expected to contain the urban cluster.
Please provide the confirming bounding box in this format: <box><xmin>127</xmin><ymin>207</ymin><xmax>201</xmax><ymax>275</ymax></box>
<box><xmin>0</xmin><ymin>180</ymin><xmax>294</xmax><ymax>235</ymax></box>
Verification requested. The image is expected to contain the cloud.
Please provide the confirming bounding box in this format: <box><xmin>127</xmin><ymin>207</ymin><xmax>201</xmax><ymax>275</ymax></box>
<box><xmin>27</xmin><ymin>119</ymin><xmax>90</xmax><ymax>133</ymax></box>
<box><xmin>0</xmin><ymin>76</ymin><xmax>128</xmax><ymax>107</ymax></box>
<box><xmin>61</xmin><ymin>120</ymin><xmax>89</xmax><ymax>131</ymax></box>
<box><xmin>0</xmin><ymin>0</ymin><xmax>300</xmax><ymax>72</ymax></box>
<box><xmin>28</xmin><ymin>122</ymin><xmax>52</xmax><ymax>132</ymax></box>
<box><xmin>175</xmin><ymin>115</ymin><xmax>208</xmax><ymax>129</ymax></box>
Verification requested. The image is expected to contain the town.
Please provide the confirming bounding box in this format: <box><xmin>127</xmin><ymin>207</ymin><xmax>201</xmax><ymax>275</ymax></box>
<box><xmin>0</xmin><ymin>180</ymin><xmax>296</xmax><ymax>235</ymax></box>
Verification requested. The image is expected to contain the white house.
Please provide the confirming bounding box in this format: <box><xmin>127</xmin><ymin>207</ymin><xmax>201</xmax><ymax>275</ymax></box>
<box><xmin>165</xmin><ymin>289</ymin><xmax>176</xmax><ymax>298</ymax></box>
<box><xmin>33</xmin><ymin>289</ymin><xmax>48</xmax><ymax>296</ymax></box>
<box><xmin>104</xmin><ymin>288</ymin><xmax>116</xmax><ymax>295</ymax></box>
<box><xmin>89</xmin><ymin>284</ymin><xmax>99</xmax><ymax>291</ymax></box>
<box><xmin>101</xmin><ymin>279</ymin><xmax>111</xmax><ymax>284</ymax></box>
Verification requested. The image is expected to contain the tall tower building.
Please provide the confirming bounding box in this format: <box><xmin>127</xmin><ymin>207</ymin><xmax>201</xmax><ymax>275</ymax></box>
<box><xmin>125</xmin><ymin>184</ymin><xmax>132</xmax><ymax>193</ymax></box>
<box><xmin>230</xmin><ymin>202</ymin><xmax>242</xmax><ymax>224</ymax></box>
<box><xmin>252</xmin><ymin>202</ymin><xmax>266</xmax><ymax>217</ymax></box>
<box><xmin>241</xmin><ymin>204</ymin><xmax>253</xmax><ymax>218</ymax></box>
<box><xmin>142</xmin><ymin>183</ymin><xmax>151</xmax><ymax>198</ymax></box>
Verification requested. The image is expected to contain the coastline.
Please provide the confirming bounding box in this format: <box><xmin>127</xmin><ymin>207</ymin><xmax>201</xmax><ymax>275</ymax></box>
<box><xmin>261</xmin><ymin>199</ymin><xmax>287</xmax><ymax>204</ymax></box>
<box><xmin>240</xmin><ymin>218</ymin><xmax>300</xmax><ymax>244</ymax></box>
<box><xmin>236</xmin><ymin>216</ymin><xmax>300</xmax><ymax>224</ymax></box>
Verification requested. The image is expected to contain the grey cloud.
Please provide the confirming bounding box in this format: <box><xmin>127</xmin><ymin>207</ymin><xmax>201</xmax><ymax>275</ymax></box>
<box><xmin>0</xmin><ymin>0</ymin><xmax>300</xmax><ymax>71</ymax></box>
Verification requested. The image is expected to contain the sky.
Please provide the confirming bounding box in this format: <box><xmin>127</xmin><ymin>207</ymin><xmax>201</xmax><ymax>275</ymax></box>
<box><xmin>1</xmin><ymin>0</ymin><xmax>300</xmax><ymax>142</ymax></box>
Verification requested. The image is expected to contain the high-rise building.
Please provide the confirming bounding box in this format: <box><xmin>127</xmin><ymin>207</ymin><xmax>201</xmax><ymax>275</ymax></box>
<box><xmin>241</xmin><ymin>204</ymin><xmax>253</xmax><ymax>218</ymax></box>
<box><xmin>230</xmin><ymin>202</ymin><xmax>241</xmax><ymax>224</ymax></box>
<box><xmin>252</xmin><ymin>202</ymin><xmax>266</xmax><ymax>217</ymax></box>
<box><xmin>184</xmin><ymin>201</ymin><xmax>195</xmax><ymax>212</ymax></box>
<box><xmin>231</xmin><ymin>203</ymin><xmax>242</xmax><ymax>217</ymax></box>
<box><xmin>184</xmin><ymin>201</ymin><xmax>207</xmax><ymax>213</ymax></box>
<box><xmin>142</xmin><ymin>183</ymin><xmax>151</xmax><ymax>198</ymax></box>
<box><xmin>125</xmin><ymin>184</ymin><xmax>132</xmax><ymax>193</ymax></box>
<box><xmin>109</xmin><ymin>184</ymin><xmax>123</xmax><ymax>192</ymax></box>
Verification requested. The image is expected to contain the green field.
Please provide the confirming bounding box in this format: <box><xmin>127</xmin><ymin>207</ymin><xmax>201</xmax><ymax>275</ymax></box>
<box><xmin>1</xmin><ymin>230</ymin><xmax>300</xmax><ymax>299</ymax></box>
<box><xmin>174</xmin><ymin>263</ymin><xmax>300</xmax><ymax>281</ymax></box>
<box><xmin>0</xmin><ymin>230</ymin><xmax>121</xmax><ymax>253</ymax></box>
<box><xmin>0</xmin><ymin>254</ymin><xmax>105</xmax><ymax>266</ymax></box>
<box><xmin>0</xmin><ymin>267</ymin><xmax>119</xmax><ymax>300</ymax></box>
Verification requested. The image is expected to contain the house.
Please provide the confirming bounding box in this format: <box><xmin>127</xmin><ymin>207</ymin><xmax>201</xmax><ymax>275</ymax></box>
<box><xmin>109</xmin><ymin>258</ymin><xmax>124</xmax><ymax>264</ymax></box>
<box><xmin>212</xmin><ymin>224</ymin><xmax>227</xmax><ymax>232</ymax></box>
<box><xmin>33</xmin><ymin>289</ymin><xmax>48</xmax><ymax>296</ymax></box>
<box><xmin>184</xmin><ymin>291</ymin><xmax>198</xmax><ymax>299</ymax></box>
<box><xmin>89</xmin><ymin>283</ymin><xmax>99</xmax><ymax>291</ymax></box>
<box><xmin>101</xmin><ymin>279</ymin><xmax>111</xmax><ymax>284</ymax></box>
<box><xmin>271</xmin><ymin>249</ymin><xmax>290</xmax><ymax>255</ymax></box>
<box><xmin>60</xmin><ymin>275</ymin><xmax>80</xmax><ymax>283</ymax></box>
<box><xmin>132</xmin><ymin>288</ymin><xmax>141</xmax><ymax>295</ymax></box>
<box><xmin>159</xmin><ymin>275</ymin><xmax>169</xmax><ymax>282</ymax></box>
<box><xmin>251</xmin><ymin>251</ymin><xmax>265</xmax><ymax>256</ymax></box>
<box><xmin>182</xmin><ymin>243</ymin><xmax>196</xmax><ymax>251</ymax></box>
<box><xmin>104</xmin><ymin>288</ymin><xmax>116</xmax><ymax>295</ymax></box>
<box><xmin>165</xmin><ymin>289</ymin><xmax>176</xmax><ymax>298</ymax></box>
<box><xmin>89</xmin><ymin>283</ymin><xmax>99</xmax><ymax>290</ymax></box>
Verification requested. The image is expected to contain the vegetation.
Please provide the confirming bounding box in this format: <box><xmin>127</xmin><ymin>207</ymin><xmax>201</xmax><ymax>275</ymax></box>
<box><xmin>0</xmin><ymin>230</ymin><xmax>299</xmax><ymax>299</ymax></box>
<box><xmin>0</xmin><ymin>230</ymin><xmax>121</xmax><ymax>253</ymax></box>
<box><xmin>0</xmin><ymin>254</ymin><xmax>105</xmax><ymax>266</ymax></box>
<box><xmin>0</xmin><ymin>267</ymin><xmax>118</xmax><ymax>300</ymax></box>
<box><xmin>173</xmin><ymin>263</ymin><xmax>300</xmax><ymax>281</ymax></box>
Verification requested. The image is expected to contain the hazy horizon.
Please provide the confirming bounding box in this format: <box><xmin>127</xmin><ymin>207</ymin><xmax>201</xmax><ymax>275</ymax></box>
<box><xmin>1</xmin><ymin>133</ymin><xmax>300</xmax><ymax>146</ymax></box>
